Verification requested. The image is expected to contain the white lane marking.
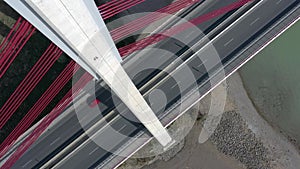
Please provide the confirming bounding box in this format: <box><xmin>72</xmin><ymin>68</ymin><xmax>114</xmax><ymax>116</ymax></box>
<box><xmin>159</xmin><ymin>53</ymin><xmax>168</xmax><ymax>59</ymax></box>
<box><xmin>111</xmin><ymin>1</ymin><xmax>271</xmax><ymax>168</ymax></box>
<box><xmin>118</xmin><ymin>125</ymin><xmax>127</xmax><ymax>132</ymax></box>
<box><xmin>276</xmin><ymin>0</ymin><xmax>282</xmax><ymax>5</ymax></box>
<box><xmin>224</xmin><ymin>38</ymin><xmax>234</xmax><ymax>47</ymax></box>
<box><xmin>171</xmin><ymin>83</ymin><xmax>177</xmax><ymax>89</ymax></box>
<box><xmin>171</xmin><ymin>81</ymin><xmax>181</xmax><ymax>89</ymax></box>
<box><xmin>79</xmin><ymin>115</ymin><xmax>88</xmax><ymax>123</ymax></box>
<box><xmin>50</xmin><ymin>137</ymin><xmax>61</xmax><ymax>146</ymax></box>
<box><xmin>89</xmin><ymin>147</ymin><xmax>99</xmax><ymax>156</ymax></box>
<box><xmin>104</xmin><ymin>97</ymin><xmax>110</xmax><ymax>102</ymax></box>
<box><xmin>250</xmin><ymin>17</ymin><xmax>260</xmax><ymax>26</ymax></box>
<box><xmin>22</xmin><ymin>160</ymin><xmax>32</xmax><ymax>168</ymax></box>
<box><xmin>174</xmin><ymin>42</ymin><xmax>183</xmax><ymax>48</ymax></box>
<box><xmin>186</xmin><ymin>31</ymin><xmax>195</xmax><ymax>38</ymax></box>
<box><xmin>163</xmin><ymin>0</ymin><xmax>265</xmax><ymax>83</ymax></box>
<box><xmin>197</xmin><ymin>59</ymin><xmax>208</xmax><ymax>68</ymax></box>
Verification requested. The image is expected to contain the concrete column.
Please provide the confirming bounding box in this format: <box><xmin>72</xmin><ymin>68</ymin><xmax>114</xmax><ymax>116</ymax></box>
<box><xmin>19</xmin><ymin>0</ymin><xmax>173</xmax><ymax>147</ymax></box>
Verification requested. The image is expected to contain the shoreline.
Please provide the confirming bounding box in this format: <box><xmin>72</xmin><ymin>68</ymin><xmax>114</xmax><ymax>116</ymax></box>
<box><xmin>224</xmin><ymin>72</ymin><xmax>300</xmax><ymax>169</ymax></box>
<box><xmin>119</xmin><ymin>72</ymin><xmax>300</xmax><ymax>169</ymax></box>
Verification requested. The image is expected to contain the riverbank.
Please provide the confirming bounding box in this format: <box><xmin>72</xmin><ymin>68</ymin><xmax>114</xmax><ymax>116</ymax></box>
<box><xmin>239</xmin><ymin>20</ymin><xmax>300</xmax><ymax>149</ymax></box>
<box><xmin>228</xmin><ymin>73</ymin><xmax>300</xmax><ymax>169</ymax></box>
<box><xmin>118</xmin><ymin>72</ymin><xmax>300</xmax><ymax>169</ymax></box>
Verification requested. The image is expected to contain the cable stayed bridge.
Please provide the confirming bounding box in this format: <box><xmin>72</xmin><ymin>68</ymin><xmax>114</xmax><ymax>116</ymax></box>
<box><xmin>0</xmin><ymin>0</ymin><xmax>299</xmax><ymax>168</ymax></box>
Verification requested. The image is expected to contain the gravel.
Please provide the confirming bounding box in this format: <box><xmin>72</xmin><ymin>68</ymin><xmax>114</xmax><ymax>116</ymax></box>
<box><xmin>210</xmin><ymin>111</ymin><xmax>271</xmax><ymax>169</ymax></box>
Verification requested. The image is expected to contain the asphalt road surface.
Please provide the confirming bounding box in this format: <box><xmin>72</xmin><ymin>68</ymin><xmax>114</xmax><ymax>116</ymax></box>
<box><xmin>10</xmin><ymin>0</ymin><xmax>299</xmax><ymax>168</ymax></box>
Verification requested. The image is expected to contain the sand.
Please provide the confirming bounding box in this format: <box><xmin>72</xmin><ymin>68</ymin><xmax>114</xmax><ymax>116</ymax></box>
<box><xmin>122</xmin><ymin>73</ymin><xmax>300</xmax><ymax>169</ymax></box>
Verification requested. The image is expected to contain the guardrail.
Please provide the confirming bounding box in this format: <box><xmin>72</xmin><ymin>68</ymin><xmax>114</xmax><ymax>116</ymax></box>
<box><xmin>99</xmin><ymin>3</ymin><xmax>300</xmax><ymax>169</ymax></box>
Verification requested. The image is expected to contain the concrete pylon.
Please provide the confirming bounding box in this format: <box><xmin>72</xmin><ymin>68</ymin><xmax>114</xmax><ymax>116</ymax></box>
<box><xmin>8</xmin><ymin>0</ymin><xmax>173</xmax><ymax>147</ymax></box>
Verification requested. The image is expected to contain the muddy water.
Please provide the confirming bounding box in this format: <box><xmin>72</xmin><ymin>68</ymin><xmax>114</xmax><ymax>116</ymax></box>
<box><xmin>239</xmin><ymin>21</ymin><xmax>300</xmax><ymax>147</ymax></box>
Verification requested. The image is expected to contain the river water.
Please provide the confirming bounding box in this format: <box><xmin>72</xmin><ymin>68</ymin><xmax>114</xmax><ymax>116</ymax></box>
<box><xmin>239</xmin><ymin>21</ymin><xmax>300</xmax><ymax>147</ymax></box>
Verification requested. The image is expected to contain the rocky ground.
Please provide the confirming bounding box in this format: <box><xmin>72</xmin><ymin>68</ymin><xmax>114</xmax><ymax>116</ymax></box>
<box><xmin>210</xmin><ymin>111</ymin><xmax>270</xmax><ymax>169</ymax></box>
<box><xmin>118</xmin><ymin>73</ymin><xmax>300</xmax><ymax>169</ymax></box>
<box><xmin>1</xmin><ymin>1</ymin><xmax>299</xmax><ymax>168</ymax></box>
